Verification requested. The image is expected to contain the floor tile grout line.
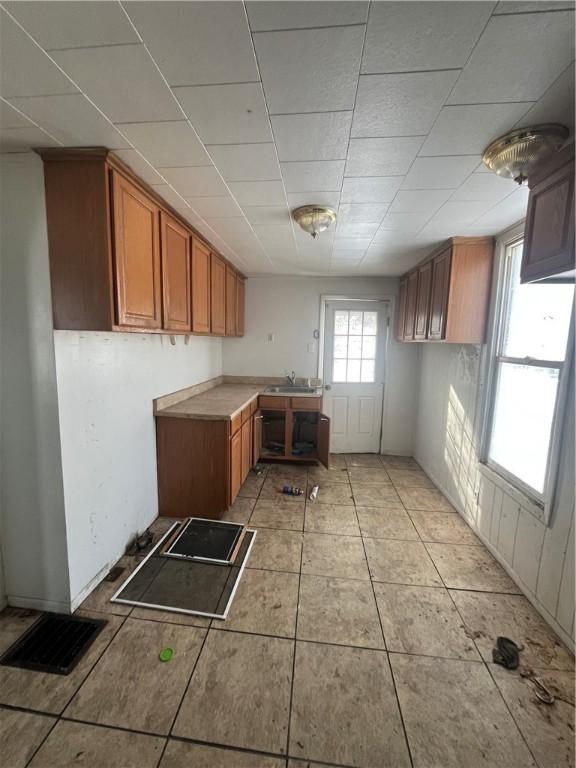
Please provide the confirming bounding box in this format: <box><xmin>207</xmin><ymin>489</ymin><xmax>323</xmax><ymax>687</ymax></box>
<box><xmin>351</xmin><ymin>494</ymin><xmax>415</xmax><ymax>768</ymax></box>
<box><xmin>165</xmin><ymin>625</ymin><xmax>210</xmax><ymax>740</ymax></box>
<box><xmin>22</xmin><ymin>708</ymin><xmax>61</xmax><ymax>768</ymax></box>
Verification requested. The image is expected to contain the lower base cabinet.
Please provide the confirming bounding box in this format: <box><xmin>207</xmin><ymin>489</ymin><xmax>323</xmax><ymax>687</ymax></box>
<box><xmin>156</xmin><ymin>395</ymin><xmax>330</xmax><ymax>519</ymax></box>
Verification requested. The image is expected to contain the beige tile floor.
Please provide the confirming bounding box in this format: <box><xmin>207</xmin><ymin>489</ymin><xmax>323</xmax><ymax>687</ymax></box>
<box><xmin>0</xmin><ymin>454</ymin><xmax>574</xmax><ymax>768</ymax></box>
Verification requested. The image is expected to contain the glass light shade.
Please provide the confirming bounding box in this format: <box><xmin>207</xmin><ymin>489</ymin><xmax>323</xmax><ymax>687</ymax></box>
<box><xmin>292</xmin><ymin>205</ymin><xmax>337</xmax><ymax>238</ymax></box>
<box><xmin>482</xmin><ymin>124</ymin><xmax>569</xmax><ymax>184</ymax></box>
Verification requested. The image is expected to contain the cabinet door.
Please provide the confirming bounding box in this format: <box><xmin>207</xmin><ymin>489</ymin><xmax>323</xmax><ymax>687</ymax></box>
<box><xmin>395</xmin><ymin>278</ymin><xmax>407</xmax><ymax>341</ymax></box>
<box><xmin>236</xmin><ymin>277</ymin><xmax>246</xmax><ymax>337</ymax></box>
<box><xmin>192</xmin><ymin>238</ymin><xmax>211</xmax><ymax>333</ymax></box>
<box><xmin>241</xmin><ymin>420</ymin><xmax>251</xmax><ymax>482</ymax></box>
<box><xmin>225</xmin><ymin>267</ymin><xmax>237</xmax><ymax>336</ymax></box>
<box><xmin>414</xmin><ymin>261</ymin><xmax>432</xmax><ymax>340</ymax></box>
<box><xmin>318</xmin><ymin>414</ymin><xmax>330</xmax><ymax>469</ymax></box>
<box><xmin>522</xmin><ymin>159</ymin><xmax>575</xmax><ymax>282</ymax></box>
<box><xmin>112</xmin><ymin>171</ymin><xmax>161</xmax><ymax>328</ymax></box>
<box><xmin>230</xmin><ymin>429</ymin><xmax>242</xmax><ymax>504</ymax></box>
<box><xmin>428</xmin><ymin>248</ymin><xmax>451</xmax><ymax>340</ymax></box>
<box><xmin>210</xmin><ymin>253</ymin><xmax>226</xmax><ymax>335</ymax></box>
<box><xmin>160</xmin><ymin>212</ymin><xmax>191</xmax><ymax>331</ymax></box>
<box><xmin>252</xmin><ymin>411</ymin><xmax>262</xmax><ymax>466</ymax></box>
<box><xmin>403</xmin><ymin>270</ymin><xmax>418</xmax><ymax>340</ymax></box>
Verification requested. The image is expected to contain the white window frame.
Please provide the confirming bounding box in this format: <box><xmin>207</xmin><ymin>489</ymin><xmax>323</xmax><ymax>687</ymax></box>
<box><xmin>479</xmin><ymin>223</ymin><xmax>574</xmax><ymax>523</ymax></box>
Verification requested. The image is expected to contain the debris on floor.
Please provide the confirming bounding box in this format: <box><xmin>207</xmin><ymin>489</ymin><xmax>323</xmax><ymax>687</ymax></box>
<box><xmin>104</xmin><ymin>565</ymin><xmax>126</xmax><ymax>582</ymax></box>
<box><xmin>282</xmin><ymin>484</ymin><xmax>304</xmax><ymax>496</ymax></box>
<box><xmin>309</xmin><ymin>484</ymin><xmax>319</xmax><ymax>501</ymax></box>
<box><xmin>492</xmin><ymin>636</ymin><xmax>522</xmax><ymax>669</ymax></box>
<box><xmin>126</xmin><ymin>529</ymin><xmax>154</xmax><ymax>556</ymax></box>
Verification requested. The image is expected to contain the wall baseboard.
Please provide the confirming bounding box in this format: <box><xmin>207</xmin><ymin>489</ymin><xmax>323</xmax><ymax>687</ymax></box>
<box><xmin>418</xmin><ymin>460</ymin><xmax>576</xmax><ymax>656</ymax></box>
<box><xmin>7</xmin><ymin>595</ymin><xmax>72</xmax><ymax>614</ymax></box>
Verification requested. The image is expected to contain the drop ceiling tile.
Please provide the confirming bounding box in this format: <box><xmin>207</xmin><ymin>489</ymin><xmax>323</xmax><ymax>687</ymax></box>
<box><xmin>185</xmin><ymin>196</ymin><xmax>243</xmax><ymax>218</ymax></box>
<box><xmin>205</xmin><ymin>217</ymin><xmax>257</xmax><ymax>241</ymax></box>
<box><xmin>0</xmin><ymin>99</ymin><xmax>34</xmax><ymax>129</ymax></box>
<box><xmin>389</xmin><ymin>189</ymin><xmax>453</xmax><ymax>214</ymax></box>
<box><xmin>124</xmin><ymin>1</ymin><xmax>259</xmax><ymax>86</ymax></box>
<box><xmin>287</xmin><ymin>191</ymin><xmax>341</xmax><ymax>209</ymax></box>
<box><xmin>494</xmin><ymin>1</ymin><xmax>575</xmax><ymax>14</ymax></box>
<box><xmin>352</xmin><ymin>71</ymin><xmax>459</xmax><ymax>138</ymax></box>
<box><xmin>338</xmin><ymin>203</ymin><xmax>389</xmax><ymax>224</ymax></box>
<box><xmin>336</xmin><ymin>221</ymin><xmax>379</xmax><ymax>238</ymax></box>
<box><xmin>158</xmin><ymin>166</ymin><xmax>229</xmax><ymax>197</ymax></box>
<box><xmin>333</xmin><ymin>238</ymin><xmax>372</xmax><ymax>251</ymax></box>
<box><xmin>117</xmin><ymin>121</ymin><xmax>209</xmax><ymax>167</ymax></box>
<box><xmin>145</xmin><ymin>183</ymin><xmax>187</xmax><ymax>212</ymax></box>
<box><xmin>174</xmin><ymin>83</ymin><xmax>272</xmax><ymax>145</ymax></box>
<box><xmin>246</xmin><ymin>1</ymin><xmax>368</xmax><ymax>31</ymax></box>
<box><xmin>375</xmin><ymin>212</ymin><xmax>433</xmax><ymax>235</ymax></box>
<box><xmin>514</xmin><ymin>64</ymin><xmax>575</xmax><ymax>130</ymax></box>
<box><xmin>7</xmin><ymin>93</ymin><xmax>130</xmax><ymax>148</ymax></box>
<box><xmin>281</xmin><ymin>160</ymin><xmax>345</xmax><ymax>192</ymax></box>
<box><xmin>228</xmin><ymin>180</ymin><xmax>286</xmax><ymax>206</ymax></box>
<box><xmin>448</xmin><ymin>11</ymin><xmax>575</xmax><ymax>104</ymax></box>
<box><xmin>208</xmin><ymin>143</ymin><xmax>281</xmax><ymax>182</ymax></box>
<box><xmin>402</xmin><ymin>156</ymin><xmax>479</xmax><ymax>190</ymax></box>
<box><xmin>271</xmin><ymin>112</ymin><xmax>352</xmax><ymax>161</ymax></box>
<box><xmin>253</xmin><ymin>26</ymin><xmax>364</xmax><ymax>113</ymax></box>
<box><xmin>0</xmin><ymin>124</ymin><xmax>59</xmax><ymax>152</ymax></box>
<box><xmin>52</xmin><ymin>44</ymin><xmax>182</xmax><ymax>123</ymax></box>
<box><xmin>345</xmin><ymin>137</ymin><xmax>424</xmax><ymax>176</ymax></box>
<box><xmin>366</xmin><ymin>235</ymin><xmax>431</xmax><ymax>257</ymax></box>
<box><xmin>468</xmin><ymin>186</ymin><xmax>530</xmax><ymax>230</ymax></box>
<box><xmin>112</xmin><ymin>149</ymin><xmax>165</xmax><ymax>186</ymax></box>
<box><xmin>4</xmin><ymin>1</ymin><xmax>138</xmax><ymax>50</ymax></box>
<box><xmin>425</xmin><ymin>200</ymin><xmax>496</xmax><ymax>228</ymax></box>
<box><xmin>331</xmin><ymin>249</ymin><xmax>365</xmax><ymax>261</ymax></box>
<box><xmin>0</xmin><ymin>11</ymin><xmax>78</xmax><ymax>98</ymax></box>
<box><xmin>253</xmin><ymin>224</ymin><xmax>294</xmax><ymax>242</ymax></box>
<box><xmin>450</xmin><ymin>172</ymin><xmax>519</xmax><ymax>202</ymax></box>
<box><xmin>243</xmin><ymin>206</ymin><xmax>291</xmax><ymax>227</ymax></box>
<box><xmin>361</xmin><ymin>1</ymin><xmax>493</xmax><ymax>74</ymax></box>
<box><xmin>340</xmin><ymin>176</ymin><xmax>403</xmax><ymax>203</ymax></box>
<box><xmin>419</xmin><ymin>103</ymin><xmax>535</xmax><ymax>157</ymax></box>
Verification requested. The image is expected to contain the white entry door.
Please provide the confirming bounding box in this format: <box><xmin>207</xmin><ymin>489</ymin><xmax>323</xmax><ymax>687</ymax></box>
<box><xmin>322</xmin><ymin>300</ymin><xmax>388</xmax><ymax>453</ymax></box>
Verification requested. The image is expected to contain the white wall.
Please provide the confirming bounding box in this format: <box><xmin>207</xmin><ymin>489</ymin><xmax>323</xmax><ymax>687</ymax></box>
<box><xmin>55</xmin><ymin>329</ymin><xmax>222</xmax><ymax>606</ymax></box>
<box><xmin>0</xmin><ymin>153</ymin><xmax>71</xmax><ymax>611</ymax></box>
<box><xmin>223</xmin><ymin>276</ymin><xmax>420</xmax><ymax>455</ymax></box>
<box><xmin>415</xmin><ymin>343</ymin><xmax>575</xmax><ymax>650</ymax></box>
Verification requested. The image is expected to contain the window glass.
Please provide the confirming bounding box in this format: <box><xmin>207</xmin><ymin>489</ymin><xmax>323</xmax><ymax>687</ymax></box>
<box><xmin>503</xmin><ymin>243</ymin><xmax>573</xmax><ymax>361</ymax></box>
<box><xmin>331</xmin><ymin>309</ymin><xmax>379</xmax><ymax>383</ymax></box>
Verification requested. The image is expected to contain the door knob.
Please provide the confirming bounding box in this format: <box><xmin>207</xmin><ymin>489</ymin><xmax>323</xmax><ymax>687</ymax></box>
<box><xmin>324</xmin><ymin>384</ymin><xmax>332</xmax><ymax>391</ymax></box>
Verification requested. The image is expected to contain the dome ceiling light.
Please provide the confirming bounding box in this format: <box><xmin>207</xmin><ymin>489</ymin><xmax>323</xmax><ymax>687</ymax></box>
<box><xmin>292</xmin><ymin>205</ymin><xmax>337</xmax><ymax>238</ymax></box>
<box><xmin>482</xmin><ymin>124</ymin><xmax>569</xmax><ymax>185</ymax></box>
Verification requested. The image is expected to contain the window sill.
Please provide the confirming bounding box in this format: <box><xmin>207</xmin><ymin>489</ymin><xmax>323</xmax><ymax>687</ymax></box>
<box><xmin>478</xmin><ymin>462</ymin><xmax>546</xmax><ymax>524</ymax></box>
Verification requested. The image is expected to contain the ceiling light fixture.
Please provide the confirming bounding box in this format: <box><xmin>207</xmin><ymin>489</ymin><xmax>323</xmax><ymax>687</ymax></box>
<box><xmin>292</xmin><ymin>205</ymin><xmax>337</xmax><ymax>238</ymax></box>
<box><xmin>482</xmin><ymin>124</ymin><xmax>569</xmax><ymax>185</ymax></box>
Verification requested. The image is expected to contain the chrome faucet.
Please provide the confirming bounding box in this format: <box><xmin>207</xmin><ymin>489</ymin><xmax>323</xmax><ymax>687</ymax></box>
<box><xmin>286</xmin><ymin>370</ymin><xmax>296</xmax><ymax>386</ymax></box>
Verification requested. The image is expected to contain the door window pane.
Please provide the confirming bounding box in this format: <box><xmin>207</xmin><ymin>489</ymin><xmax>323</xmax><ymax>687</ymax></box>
<box><xmin>347</xmin><ymin>359</ymin><xmax>361</xmax><ymax>382</ymax></box>
<box><xmin>334</xmin><ymin>336</ymin><xmax>348</xmax><ymax>358</ymax></box>
<box><xmin>363</xmin><ymin>311</ymin><xmax>377</xmax><ymax>335</ymax></box>
<box><xmin>333</xmin><ymin>359</ymin><xmax>347</xmax><ymax>382</ymax></box>
<box><xmin>331</xmin><ymin>308</ymin><xmax>380</xmax><ymax>383</ymax></box>
<box><xmin>361</xmin><ymin>359</ymin><xmax>375</xmax><ymax>383</ymax></box>
<box><xmin>334</xmin><ymin>310</ymin><xmax>349</xmax><ymax>334</ymax></box>
<box><xmin>503</xmin><ymin>243</ymin><xmax>573</xmax><ymax>361</ymax></box>
<box><xmin>490</xmin><ymin>363</ymin><xmax>559</xmax><ymax>494</ymax></box>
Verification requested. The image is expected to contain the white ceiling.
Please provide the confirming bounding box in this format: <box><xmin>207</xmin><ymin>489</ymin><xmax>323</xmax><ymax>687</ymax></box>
<box><xmin>0</xmin><ymin>1</ymin><xmax>574</xmax><ymax>277</ymax></box>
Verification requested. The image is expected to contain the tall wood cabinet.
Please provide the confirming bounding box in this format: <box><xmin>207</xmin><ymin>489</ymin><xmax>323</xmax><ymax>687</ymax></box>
<box><xmin>521</xmin><ymin>144</ymin><xmax>575</xmax><ymax>283</ymax></box>
<box><xmin>39</xmin><ymin>148</ymin><xmax>246</xmax><ymax>336</ymax></box>
<box><xmin>396</xmin><ymin>237</ymin><xmax>494</xmax><ymax>344</ymax></box>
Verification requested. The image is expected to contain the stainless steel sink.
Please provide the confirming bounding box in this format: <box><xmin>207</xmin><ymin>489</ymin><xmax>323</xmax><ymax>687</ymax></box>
<box><xmin>265</xmin><ymin>385</ymin><xmax>317</xmax><ymax>394</ymax></box>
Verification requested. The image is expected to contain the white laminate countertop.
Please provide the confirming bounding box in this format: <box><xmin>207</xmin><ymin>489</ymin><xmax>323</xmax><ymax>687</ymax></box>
<box><xmin>155</xmin><ymin>383</ymin><xmax>323</xmax><ymax>421</ymax></box>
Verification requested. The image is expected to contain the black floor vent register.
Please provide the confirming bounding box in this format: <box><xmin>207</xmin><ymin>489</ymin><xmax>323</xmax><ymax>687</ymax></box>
<box><xmin>0</xmin><ymin>613</ymin><xmax>106</xmax><ymax>675</ymax></box>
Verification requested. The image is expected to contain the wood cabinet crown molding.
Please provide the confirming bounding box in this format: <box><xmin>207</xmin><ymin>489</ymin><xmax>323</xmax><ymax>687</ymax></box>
<box><xmin>37</xmin><ymin>147</ymin><xmax>246</xmax><ymax>336</ymax></box>
<box><xmin>396</xmin><ymin>236</ymin><xmax>494</xmax><ymax>345</ymax></box>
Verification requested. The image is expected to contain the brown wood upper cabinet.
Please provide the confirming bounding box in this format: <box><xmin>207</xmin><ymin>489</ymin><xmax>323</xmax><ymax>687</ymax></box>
<box><xmin>210</xmin><ymin>253</ymin><xmax>226</xmax><ymax>335</ymax></box>
<box><xmin>226</xmin><ymin>267</ymin><xmax>237</xmax><ymax>336</ymax></box>
<box><xmin>191</xmin><ymin>237</ymin><xmax>211</xmax><ymax>334</ymax></box>
<box><xmin>113</xmin><ymin>171</ymin><xmax>162</xmax><ymax>329</ymax></box>
<box><xmin>161</xmin><ymin>211</ymin><xmax>191</xmax><ymax>332</ymax></box>
<box><xmin>522</xmin><ymin>144</ymin><xmax>575</xmax><ymax>283</ymax></box>
<box><xmin>396</xmin><ymin>237</ymin><xmax>494</xmax><ymax>344</ymax></box>
<box><xmin>39</xmin><ymin>148</ymin><xmax>246</xmax><ymax>336</ymax></box>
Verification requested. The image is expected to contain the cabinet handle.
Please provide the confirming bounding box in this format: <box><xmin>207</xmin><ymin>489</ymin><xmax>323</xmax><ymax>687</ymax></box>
<box><xmin>254</xmin><ymin>415</ymin><xmax>263</xmax><ymax>420</ymax></box>
<box><xmin>320</xmin><ymin>417</ymin><xmax>329</xmax><ymax>422</ymax></box>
